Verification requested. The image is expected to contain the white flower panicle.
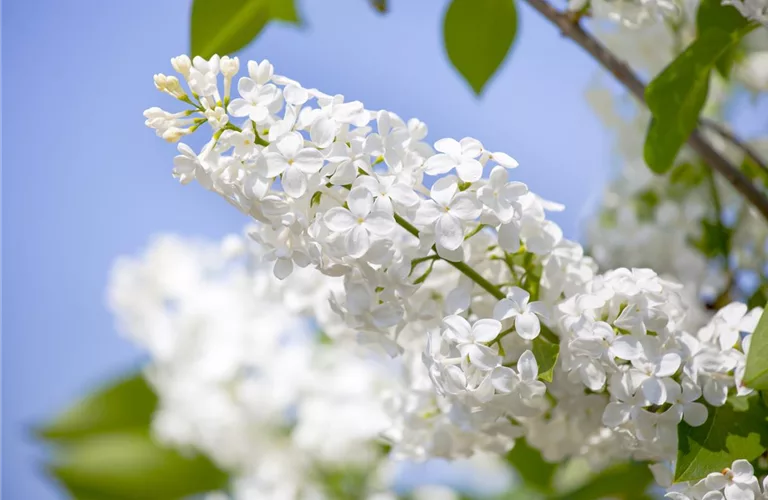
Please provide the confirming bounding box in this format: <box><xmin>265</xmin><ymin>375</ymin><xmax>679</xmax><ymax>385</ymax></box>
<box><xmin>144</xmin><ymin>55</ymin><xmax>766</xmax><ymax>496</ymax></box>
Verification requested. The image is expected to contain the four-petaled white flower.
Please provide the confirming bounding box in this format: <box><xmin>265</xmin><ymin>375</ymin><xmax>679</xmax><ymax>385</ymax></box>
<box><xmin>263</xmin><ymin>132</ymin><xmax>324</xmax><ymax>197</ymax></box>
<box><xmin>493</xmin><ymin>287</ymin><xmax>548</xmax><ymax>340</ymax></box>
<box><xmin>415</xmin><ymin>177</ymin><xmax>482</xmax><ymax>252</ymax></box>
<box><xmin>442</xmin><ymin>315</ymin><xmax>502</xmax><ymax>370</ymax></box>
<box><xmin>477</xmin><ymin>166</ymin><xmax>528</xmax><ymax>223</ymax></box>
<box><xmin>324</xmin><ymin>186</ymin><xmax>396</xmax><ymax>258</ymax></box>
<box><xmin>424</xmin><ymin>137</ymin><xmax>484</xmax><ymax>182</ymax></box>
<box><xmin>704</xmin><ymin>460</ymin><xmax>761</xmax><ymax>500</ymax></box>
<box><xmin>228</xmin><ymin>77</ymin><xmax>280</xmax><ymax>123</ymax></box>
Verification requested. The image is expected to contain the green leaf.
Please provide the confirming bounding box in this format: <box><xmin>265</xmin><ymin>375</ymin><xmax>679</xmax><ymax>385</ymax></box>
<box><xmin>37</xmin><ymin>373</ymin><xmax>157</xmax><ymax>441</ymax></box>
<box><xmin>744</xmin><ymin>305</ymin><xmax>768</xmax><ymax>390</ymax></box>
<box><xmin>532</xmin><ymin>335</ymin><xmax>559</xmax><ymax>383</ymax></box>
<box><xmin>50</xmin><ymin>431</ymin><xmax>228</xmax><ymax>500</ymax></box>
<box><xmin>443</xmin><ymin>0</ymin><xmax>517</xmax><ymax>95</ymax></box>
<box><xmin>190</xmin><ymin>0</ymin><xmax>300</xmax><ymax>59</ymax></box>
<box><xmin>644</xmin><ymin>29</ymin><xmax>739</xmax><ymax>174</ymax></box>
<box><xmin>506</xmin><ymin>438</ymin><xmax>557</xmax><ymax>493</ymax></box>
<box><xmin>269</xmin><ymin>0</ymin><xmax>300</xmax><ymax>22</ymax></box>
<box><xmin>690</xmin><ymin>218</ymin><xmax>732</xmax><ymax>259</ymax></box>
<box><xmin>675</xmin><ymin>395</ymin><xmax>768</xmax><ymax>482</ymax></box>
<box><xmin>549</xmin><ymin>462</ymin><xmax>654</xmax><ymax>500</ymax></box>
<box><xmin>696</xmin><ymin>0</ymin><xmax>748</xmax><ymax>77</ymax></box>
<box><xmin>368</xmin><ymin>0</ymin><xmax>388</xmax><ymax>14</ymax></box>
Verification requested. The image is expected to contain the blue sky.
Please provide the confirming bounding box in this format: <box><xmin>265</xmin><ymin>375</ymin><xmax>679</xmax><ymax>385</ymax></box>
<box><xmin>2</xmin><ymin>0</ymin><xmax>613</xmax><ymax>497</ymax></box>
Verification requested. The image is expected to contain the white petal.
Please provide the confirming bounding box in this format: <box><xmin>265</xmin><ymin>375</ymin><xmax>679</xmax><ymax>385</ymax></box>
<box><xmin>434</xmin><ymin>137</ymin><xmax>461</xmax><ymax>156</ymax></box>
<box><xmin>642</xmin><ymin>377</ymin><xmax>667</xmax><ymax>405</ymax></box>
<box><xmin>276</xmin><ymin>131</ymin><xmax>303</xmax><ymax>158</ymax></box>
<box><xmin>491</xmin><ymin>366</ymin><xmax>518</xmax><ymax>393</ymax></box>
<box><xmin>310</xmin><ymin>117</ymin><xmax>336</xmax><ymax>147</ymax></box>
<box><xmin>492</xmin><ymin>151</ymin><xmax>519</xmax><ymax>168</ymax></box>
<box><xmin>723</xmin><ymin>483</ymin><xmax>753</xmax><ymax>500</ymax></box>
<box><xmin>424</xmin><ymin>154</ymin><xmax>456</xmax><ymax>175</ymax></box>
<box><xmin>324</xmin><ymin>207</ymin><xmax>357</xmax><ymax>232</ymax></box>
<box><xmin>655</xmin><ymin>352</ymin><xmax>681</xmax><ymax>377</ymax></box>
<box><xmin>493</xmin><ymin>298</ymin><xmax>516</xmax><ymax>321</ymax></box>
<box><xmin>227</xmin><ymin>98</ymin><xmax>251</xmax><ymax>117</ymax></box>
<box><xmin>703</xmin><ymin>380</ymin><xmax>729</xmax><ymax>406</ymax></box>
<box><xmin>414</xmin><ymin>201</ymin><xmax>443</xmax><ymax>226</ymax></box>
<box><xmin>517</xmin><ymin>350</ymin><xmax>538</xmax><ymax>381</ymax></box>
<box><xmin>435</xmin><ymin>214</ymin><xmax>464</xmax><ymax>251</ymax></box>
<box><xmin>610</xmin><ymin>335</ymin><xmax>642</xmax><ymax>360</ymax></box>
<box><xmin>515</xmin><ymin>312</ymin><xmax>541</xmax><ymax>340</ymax></box>
<box><xmin>731</xmin><ymin>459</ymin><xmax>754</xmax><ymax>479</ymax></box>
<box><xmin>430</xmin><ymin>176</ymin><xmax>459</xmax><ymax>207</ymax></box>
<box><xmin>602</xmin><ymin>402</ymin><xmax>631</xmax><ymax>427</ymax></box>
<box><xmin>345</xmin><ymin>224</ymin><xmax>370</xmax><ymax>258</ymax></box>
<box><xmin>465</xmin><ymin>344</ymin><xmax>501</xmax><ymax>370</ymax></box>
<box><xmin>497</xmin><ymin>222</ymin><xmax>520</xmax><ymax>252</ymax></box>
<box><xmin>387</xmin><ymin>183</ymin><xmax>420</xmax><ymax>207</ymax></box>
<box><xmin>472</xmin><ymin>319</ymin><xmax>502</xmax><ymax>342</ymax></box>
<box><xmin>364</xmin><ymin>211</ymin><xmax>396</xmax><ymax>236</ymax></box>
<box><xmin>444</xmin><ymin>287</ymin><xmax>470</xmax><ymax>315</ymax></box>
<box><xmin>443</xmin><ymin>315</ymin><xmax>473</xmax><ymax>341</ymax></box>
<box><xmin>273</xmin><ymin>257</ymin><xmax>293</xmax><ymax>280</ymax></box>
<box><xmin>449</xmin><ymin>193</ymin><xmax>482</xmax><ymax>220</ymax></box>
<box><xmin>281</xmin><ymin>165</ymin><xmax>307</xmax><ymax>198</ymax></box>
<box><xmin>581</xmin><ymin>361</ymin><xmax>606</xmax><ymax>391</ymax></box>
<box><xmin>293</xmin><ymin>149</ymin><xmax>324</xmax><ymax>174</ymax></box>
<box><xmin>455</xmin><ymin>158</ymin><xmax>483</xmax><ymax>183</ymax></box>
<box><xmin>347</xmin><ymin>186</ymin><xmax>374</xmax><ymax>218</ymax></box>
<box><xmin>683</xmin><ymin>402</ymin><xmax>708</xmax><ymax>427</ymax></box>
<box><xmin>264</xmin><ymin>152</ymin><xmax>290</xmax><ymax>177</ymax></box>
<box><xmin>704</xmin><ymin>473</ymin><xmax>729</xmax><ymax>491</ymax></box>
<box><xmin>459</xmin><ymin>137</ymin><xmax>483</xmax><ymax>158</ymax></box>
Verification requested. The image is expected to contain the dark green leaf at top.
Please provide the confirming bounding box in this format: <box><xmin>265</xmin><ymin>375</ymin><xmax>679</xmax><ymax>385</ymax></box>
<box><xmin>190</xmin><ymin>0</ymin><xmax>300</xmax><ymax>59</ymax></box>
<box><xmin>443</xmin><ymin>0</ymin><xmax>518</xmax><ymax>95</ymax></box>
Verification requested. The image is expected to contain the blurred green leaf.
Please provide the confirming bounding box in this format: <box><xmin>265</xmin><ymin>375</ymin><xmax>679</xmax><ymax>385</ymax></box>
<box><xmin>644</xmin><ymin>29</ymin><xmax>739</xmax><ymax>174</ymax></box>
<box><xmin>549</xmin><ymin>461</ymin><xmax>653</xmax><ymax>500</ymax></box>
<box><xmin>369</xmin><ymin>0</ymin><xmax>388</xmax><ymax>14</ymax></box>
<box><xmin>37</xmin><ymin>373</ymin><xmax>157</xmax><ymax>441</ymax></box>
<box><xmin>532</xmin><ymin>335</ymin><xmax>558</xmax><ymax>383</ymax></box>
<box><xmin>50</xmin><ymin>431</ymin><xmax>228</xmax><ymax>500</ymax></box>
<box><xmin>690</xmin><ymin>218</ymin><xmax>732</xmax><ymax>259</ymax></box>
<box><xmin>443</xmin><ymin>0</ymin><xmax>517</xmax><ymax>95</ymax></box>
<box><xmin>744</xmin><ymin>305</ymin><xmax>768</xmax><ymax>390</ymax></box>
<box><xmin>190</xmin><ymin>0</ymin><xmax>300</xmax><ymax>58</ymax></box>
<box><xmin>506</xmin><ymin>438</ymin><xmax>557</xmax><ymax>493</ymax></box>
<box><xmin>696</xmin><ymin>0</ymin><xmax>748</xmax><ymax>77</ymax></box>
<box><xmin>675</xmin><ymin>395</ymin><xmax>768</xmax><ymax>482</ymax></box>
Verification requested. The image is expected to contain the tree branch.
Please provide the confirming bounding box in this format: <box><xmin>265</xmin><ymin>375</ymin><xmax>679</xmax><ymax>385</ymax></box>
<box><xmin>700</xmin><ymin>118</ymin><xmax>768</xmax><ymax>180</ymax></box>
<box><xmin>521</xmin><ymin>0</ymin><xmax>768</xmax><ymax>222</ymax></box>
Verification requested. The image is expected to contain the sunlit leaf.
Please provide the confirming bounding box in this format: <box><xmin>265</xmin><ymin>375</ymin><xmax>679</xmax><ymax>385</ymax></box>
<box><xmin>675</xmin><ymin>395</ymin><xmax>768</xmax><ymax>482</ymax></box>
<box><xmin>443</xmin><ymin>0</ymin><xmax>517</xmax><ymax>95</ymax></box>
<box><xmin>190</xmin><ymin>0</ymin><xmax>300</xmax><ymax>58</ymax></box>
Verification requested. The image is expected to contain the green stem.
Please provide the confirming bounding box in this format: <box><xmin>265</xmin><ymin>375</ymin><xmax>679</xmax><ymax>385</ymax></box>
<box><xmin>394</xmin><ymin>214</ymin><xmax>506</xmax><ymax>300</ymax></box>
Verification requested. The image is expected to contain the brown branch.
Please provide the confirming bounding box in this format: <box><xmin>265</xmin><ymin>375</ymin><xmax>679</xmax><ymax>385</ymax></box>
<box><xmin>521</xmin><ymin>0</ymin><xmax>768</xmax><ymax>222</ymax></box>
<box><xmin>700</xmin><ymin>118</ymin><xmax>768</xmax><ymax>179</ymax></box>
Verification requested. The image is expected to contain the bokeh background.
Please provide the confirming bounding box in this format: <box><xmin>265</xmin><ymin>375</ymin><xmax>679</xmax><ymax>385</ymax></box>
<box><xmin>4</xmin><ymin>0</ymin><xmax>629</xmax><ymax>497</ymax></box>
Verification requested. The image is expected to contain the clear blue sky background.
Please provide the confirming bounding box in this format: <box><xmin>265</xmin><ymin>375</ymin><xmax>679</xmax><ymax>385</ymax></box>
<box><xmin>1</xmin><ymin>0</ymin><xmax>618</xmax><ymax>497</ymax></box>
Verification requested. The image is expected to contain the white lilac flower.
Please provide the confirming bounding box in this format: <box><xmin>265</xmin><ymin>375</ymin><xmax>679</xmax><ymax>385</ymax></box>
<box><xmin>493</xmin><ymin>287</ymin><xmax>548</xmax><ymax>340</ymax></box>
